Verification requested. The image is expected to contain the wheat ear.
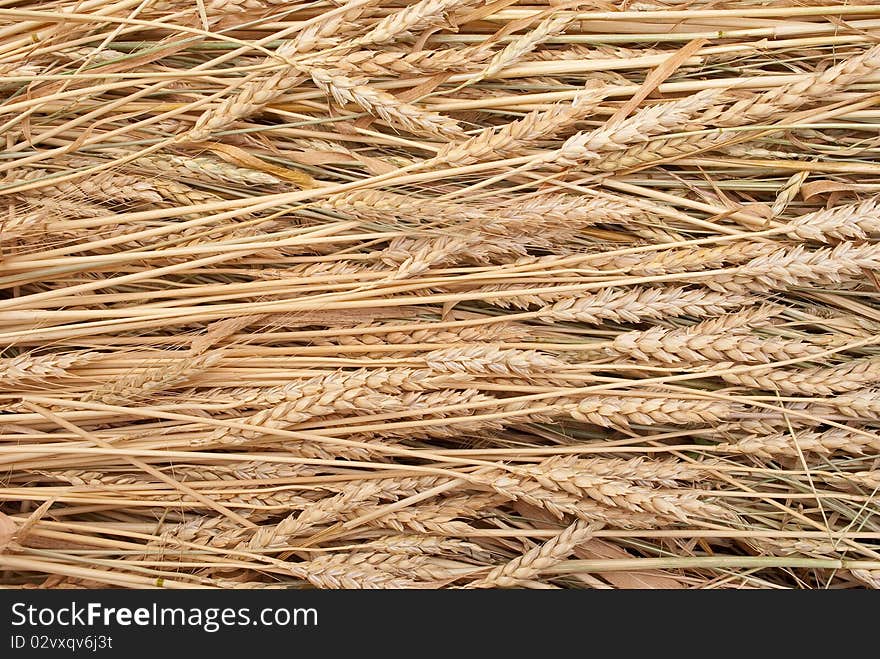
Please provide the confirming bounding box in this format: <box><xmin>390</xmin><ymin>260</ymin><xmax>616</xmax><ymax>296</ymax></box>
<box><xmin>355</xmin><ymin>0</ymin><xmax>466</xmax><ymax>46</ymax></box>
<box><xmin>717</xmin><ymin>427</ymin><xmax>880</xmax><ymax>457</ymax></box>
<box><xmin>82</xmin><ymin>351</ymin><xmax>223</xmax><ymax>404</ymax></box>
<box><xmin>186</xmin><ymin>0</ymin><xmax>372</xmax><ymax>141</ymax></box>
<box><xmin>433</xmin><ymin>84</ymin><xmax>607</xmax><ymax>166</ymax></box>
<box><xmin>289</xmin><ymin>553</ymin><xmax>459</xmax><ymax>588</ymax></box>
<box><xmin>608</xmin><ymin>325</ymin><xmax>826</xmax><ymax>365</ymax></box>
<box><xmin>0</xmin><ymin>351</ymin><xmax>99</xmax><ymax>388</ymax></box>
<box><xmin>539</xmin><ymin>286</ymin><xmax>755</xmax><ymax>325</ymax></box>
<box><xmin>477</xmin><ymin>14</ymin><xmax>575</xmax><ymax>81</ymax></box>
<box><xmin>331</xmin><ymin>46</ymin><xmax>493</xmax><ymax>76</ymax></box>
<box><xmin>703</xmin><ymin>243</ymin><xmax>880</xmax><ymax>293</ymax></box>
<box><xmin>704</xmin><ymin>44</ymin><xmax>880</xmax><ymax>126</ymax></box>
<box><xmin>783</xmin><ymin>198</ymin><xmax>880</xmax><ymax>242</ymax></box>
<box><xmin>720</xmin><ymin>358</ymin><xmax>880</xmax><ymax>395</ymax></box>
<box><xmin>470</xmin><ymin>519</ymin><xmax>602</xmax><ymax>588</ymax></box>
<box><xmin>310</xmin><ymin>68</ymin><xmax>465</xmax><ymax>139</ymax></box>
<box><xmin>551</xmin><ymin>89</ymin><xmax>720</xmax><ymax>166</ymax></box>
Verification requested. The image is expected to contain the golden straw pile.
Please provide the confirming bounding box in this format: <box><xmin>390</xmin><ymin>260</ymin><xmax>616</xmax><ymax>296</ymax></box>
<box><xmin>2</xmin><ymin>0</ymin><xmax>880</xmax><ymax>590</ymax></box>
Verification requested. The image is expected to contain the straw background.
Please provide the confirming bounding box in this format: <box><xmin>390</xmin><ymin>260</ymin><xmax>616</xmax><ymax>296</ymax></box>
<box><xmin>2</xmin><ymin>0</ymin><xmax>880</xmax><ymax>589</ymax></box>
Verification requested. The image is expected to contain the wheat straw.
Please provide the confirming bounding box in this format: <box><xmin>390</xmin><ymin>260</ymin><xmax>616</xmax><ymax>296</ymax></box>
<box><xmin>2</xmin><ymin>0</ymin><xmax>879</xmax><ymax>591</ymax></box>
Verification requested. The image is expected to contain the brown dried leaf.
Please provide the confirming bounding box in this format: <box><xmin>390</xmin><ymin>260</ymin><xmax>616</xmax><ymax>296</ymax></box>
<box><xmin>801</xmin><ymin>180</ymin><xmax>861</xmax><ymax>202</ymax></box>
<box><xmin>574</xmin><ymin>540</ymin><xmax>685</xmax><ymax>589</ymax></box>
